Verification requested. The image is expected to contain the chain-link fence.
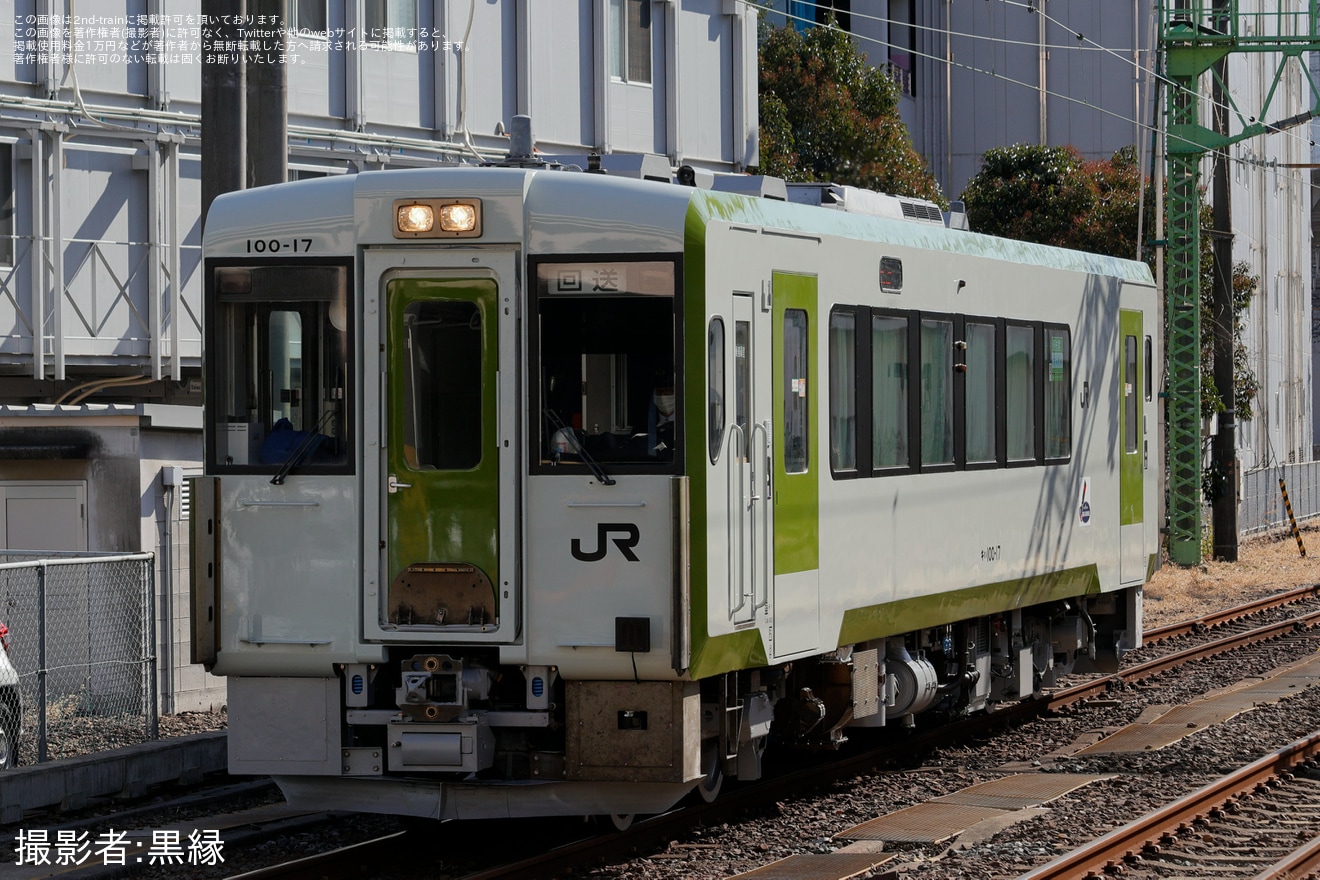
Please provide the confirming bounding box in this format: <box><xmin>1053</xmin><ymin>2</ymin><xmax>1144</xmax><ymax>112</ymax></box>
<box><xmin>1241</xmin><ymin>461</ymin><xmax>1320</xmax><ymax>536</ymax></box>
<box><xmin>0</xmin><ymin>552</ymin><xmax>157</xmax><ymax>764</ymax></box>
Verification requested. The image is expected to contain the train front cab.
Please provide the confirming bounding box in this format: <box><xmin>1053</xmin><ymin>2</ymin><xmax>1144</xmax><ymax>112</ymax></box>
<box><xmin>193</xmin><ymin>171</ymin><xmax>715</xmax><ymax>821</ymax></box>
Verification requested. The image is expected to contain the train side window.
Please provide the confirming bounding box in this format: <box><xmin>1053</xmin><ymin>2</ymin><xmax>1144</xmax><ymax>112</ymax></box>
<box><xmin>402</xmin><ymin>300</ymin><xmax>482</xmax><ymax>470</ymax></box>
<box><xmin>783</xmin><ymin>308</ymin><xmax>809</xmax><ymax>474</ymax></box>
<box><xmin>1144</xmin><ymin>335</ymin><xmax>1153</xmax><ymax>401</ymax></box>
<box><xmin>828</xmin><ymin>309</ymin><xmax>857</xmax><ymax>472</ymax></box>
<box><xmin>872</xmin><ymin>312</ymin><xmax>909</xmax><ymax>470</ymax></box>
<box><xmin>708</xmin><ymin>318</ymin><xmax>725</xmax><ymax>464</ymax></box>
<box><xmin>920</xmin><ymin>316</ymin><xmax>954</xmax><ymax>467</ymax></box>
<box><xmin>1044</xmin><ymin>326</ymin><xmax>1071</xmax><ymax>461</ymax></box>
<box><xmin>1005</xmin><ymin>323</ymin><xmax>1037</xmax><ymax>463</ymax></box>
<box><xmin>735</xmin><ymin>319</ymin><xmax>750</xmax><ymax>452</ymax></box>
<box><xmin>1124</xmin><ymin>334</ymin><xmax>1139</xmax><ymax>453</ymax></box>
<box><xmin>963</xmin><ymin>320</ymin><xmax>997</xmax><ymax>465</ymax></box>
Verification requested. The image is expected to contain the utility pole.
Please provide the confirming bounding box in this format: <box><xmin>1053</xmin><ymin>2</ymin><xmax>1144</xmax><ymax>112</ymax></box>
<box><xmin>1210</xmin><ymin>24</ymin><xmax>1238</xmax><ymax>562</ymax></box>
<box><xmin>246</xmin><ymin>0</ymin><xmax>288</xmax><ymax>188</ymax></box>
<box><xmin>1160</xmin><ymin>1</ymin><xmax>1320</xmax><ymax>565</ymax></box>
<box><xmin>201</xmin><ymin>0</ymin><xmax>246</xmax><ymax>228</ymax></box>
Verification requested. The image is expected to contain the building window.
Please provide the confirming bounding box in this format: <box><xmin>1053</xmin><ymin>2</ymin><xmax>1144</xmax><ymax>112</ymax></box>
<box><xmin>886</xmin><ymin>0</ymin><xmax>916</xmax><ymax>96</ymax></box>
<box><xmin>365</xmin><ymin>0</ymin><xmax>417</xmax><ymax>48</ymax></box>
<box><xmin>610</xmin><ymin>0</ymin><xmax>652</xmax><ymax>84</ymax></box>
<box><xmin>0</xmin><ymin>144</ymin><xmax>11</xmax><ymax>266</ymax></box>
<box><xmin>292</xmin><ymin>0</ymin><xmax>326</xmax><ymax>34</ymax></box>
<box><xmin>811</xmin><ymin>0</ymin><xmax>850</xmax><ymax>30</ymax></box>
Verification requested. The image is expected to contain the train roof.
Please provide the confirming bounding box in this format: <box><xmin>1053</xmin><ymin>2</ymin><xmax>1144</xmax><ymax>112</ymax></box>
<box><xmin>203</xmin><ymin>165</ymin><xmax>1155</xmax><ymax>287</ymax></box>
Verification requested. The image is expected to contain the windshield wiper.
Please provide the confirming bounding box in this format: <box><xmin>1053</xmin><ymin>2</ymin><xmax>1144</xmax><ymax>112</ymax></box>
<box><xmin>271</xmin><ymin>411</ymin><xmax>333</xmax><ymax>485</ymax></box>
<box><xmin>544</xmin><ymin>408</ymin><xmax>615</xmax><ymax>486</ymax></box>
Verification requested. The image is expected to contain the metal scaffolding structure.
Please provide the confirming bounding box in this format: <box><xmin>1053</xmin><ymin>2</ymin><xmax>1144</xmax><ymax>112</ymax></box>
<box><xmin>1160</xmin><ymin>0</ymin><xmax>1320</xmax><ymax>564</ymax></box>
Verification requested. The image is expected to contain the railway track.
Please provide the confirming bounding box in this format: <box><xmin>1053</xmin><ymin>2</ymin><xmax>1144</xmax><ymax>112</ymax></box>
<box><xmin>209</xmin><ymin>587</ymin><xmax>1320</xmax><ymax>880</ymax></box>
<box><xmin>13</xmin><ymin>586</ymin><xmax>1320</xmax><ymax>880</ymax></box>
<box><xmin>1018</xmin><ymin>732</ymin><xmax>1320</xmax><ymax>880</ymax></box>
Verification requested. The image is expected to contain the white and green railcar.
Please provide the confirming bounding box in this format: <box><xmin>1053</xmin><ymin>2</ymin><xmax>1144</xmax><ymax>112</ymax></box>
<box><xmin>193</xmin><ymin>157</ymin><xmax>1159</xmax><ymax>822</ymax></box>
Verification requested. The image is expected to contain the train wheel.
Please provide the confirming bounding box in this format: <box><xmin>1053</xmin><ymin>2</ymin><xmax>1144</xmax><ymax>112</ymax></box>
<box><xmin>695</xmin><ymin>740</ymin><xmax>723</xmax><ymax>803</ymax></box>
<box><xmin>607</xmin><ymin>813</ymin><xmax>634</xmax><ymax>831</ymax></box>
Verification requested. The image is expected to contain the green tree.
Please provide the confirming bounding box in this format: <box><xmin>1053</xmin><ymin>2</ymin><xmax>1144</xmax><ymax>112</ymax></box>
<box><xmin>757</xmin><ymin>21</ymin><xmax>944</xmax><ymax>206</ymax></box>
<box><xmin>959</xmin><ymin>144</ymin><xmax>1093</xmax><ymax>247</ymax></box>
<box><xmin>961</xmin><ymin>144</ymin><xmax>1257</xmax><ymax>421</ymax></box>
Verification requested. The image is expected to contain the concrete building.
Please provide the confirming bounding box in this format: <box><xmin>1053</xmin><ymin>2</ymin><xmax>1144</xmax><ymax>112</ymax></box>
<box><xmin>766</xmin><ymin>0</ymin><xmax>1313</xmax><ymax>472</ymax></box>
<box><xmin>0</xmin><ymin>0</ymin><xmax>758</xmax><ymax>712</ymax></box>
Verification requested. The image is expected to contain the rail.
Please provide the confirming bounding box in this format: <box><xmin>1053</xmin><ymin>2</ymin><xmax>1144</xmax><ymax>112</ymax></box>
<box><xmin>1017</xmin><ymin>728</ymin><xmax>1320</xmax><ymax>879</ymax></box>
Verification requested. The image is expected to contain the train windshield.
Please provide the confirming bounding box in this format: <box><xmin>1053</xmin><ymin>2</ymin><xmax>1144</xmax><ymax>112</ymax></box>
<box><xmin>533</xmin><ymin>258</ymin><xmax>680</xmax><ymax>473</ymax></box>
<box><xmin>207</xmin><ymin>262</ymin><xmax>352</xmax><ymax>475</ymax></box>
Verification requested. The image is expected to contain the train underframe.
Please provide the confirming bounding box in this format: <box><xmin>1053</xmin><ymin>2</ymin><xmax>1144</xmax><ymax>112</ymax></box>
<box><xmin>269</xmin><ymin>587</ymin><xmax>1139</xmax><ymax>820</ymax></box>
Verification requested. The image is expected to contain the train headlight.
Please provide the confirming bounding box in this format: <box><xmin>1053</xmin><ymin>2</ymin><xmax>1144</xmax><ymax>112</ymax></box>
<box><xmin>396</xmin><ymin>203</ymin><xmax>434</xmax><ymax>234</ymax></box>
<box><xmin>393</xmin><ymin>198</ymin><xmax>482</xmax><ymax>238</ymax></box>
<box><xmin>439</xmin><ymin>203</ymin><xmax>477</xmax><ymax>233</ymax></box>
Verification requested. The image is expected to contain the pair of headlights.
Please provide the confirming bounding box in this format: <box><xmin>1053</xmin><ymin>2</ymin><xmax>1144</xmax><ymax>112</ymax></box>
<box><xmin>394</xmin><ymin>199</ymin><xmax>481</xmax><ymax>238</ymax></box>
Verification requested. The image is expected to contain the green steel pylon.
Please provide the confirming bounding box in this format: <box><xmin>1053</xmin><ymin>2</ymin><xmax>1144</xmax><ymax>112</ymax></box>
<box><xmin>1159</xmin><ymin>2</ymin><xmax>1320</xmax><ymax>565</ymax></box>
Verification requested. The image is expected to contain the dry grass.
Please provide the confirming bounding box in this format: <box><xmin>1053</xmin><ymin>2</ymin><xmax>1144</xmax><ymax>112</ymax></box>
<box><xmin>1144</xmin><ymin>522</ymin><xmax>1320</xmax><ymax>628</ymax></box>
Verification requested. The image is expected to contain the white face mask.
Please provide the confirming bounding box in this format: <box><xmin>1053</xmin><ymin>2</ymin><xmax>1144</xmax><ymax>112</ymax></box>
<box><xmin>654</xmin><ymin>392</ymin><xmax>675</xmax><ymax>417</ymax></box>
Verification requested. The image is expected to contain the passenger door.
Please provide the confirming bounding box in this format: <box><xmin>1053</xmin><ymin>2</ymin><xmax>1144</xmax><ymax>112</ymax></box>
<box><xmin>770</xmin><ymin>272</ymin><xmax>820</xmax><ymax>656</ymax></box>
<box><xmin>722</xmin><ymin>292</ymin><xmax>770</xmax><ymax>628</ymax></box>
<box><xmin>1118</xmin><ymin>309</ymin><xmax>1145</xmax><ymax>583</ymax></box>
<box><xmin>369</xmin><ymin>253</ymin><xmax>516</xmax><ymax>642</ymax></box>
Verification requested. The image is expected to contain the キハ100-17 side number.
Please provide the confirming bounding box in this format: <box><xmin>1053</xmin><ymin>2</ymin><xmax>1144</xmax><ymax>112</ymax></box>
<box><xmin>246</xmin><ymin>238</ymin><xmax>313</xmax><ymax>253</ymax></box>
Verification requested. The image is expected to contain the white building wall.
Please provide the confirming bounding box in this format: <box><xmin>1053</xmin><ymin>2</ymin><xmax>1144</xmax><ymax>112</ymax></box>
<box><xmin>0</xmin><ymin>0</ymin><xmax>757</xmax><ymax>388</ymax></box>
<box><xmin>1228</xmin><ymin>44</ymin><xmax>1313</xmax><ymax>466</ymax></box>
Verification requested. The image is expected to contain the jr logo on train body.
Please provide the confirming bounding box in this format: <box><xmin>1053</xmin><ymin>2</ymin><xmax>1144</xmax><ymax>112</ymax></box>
<box><xmin>571</xmin><ymin>523</ymin><xmax>641</xmax><ymax>562</ymax></box>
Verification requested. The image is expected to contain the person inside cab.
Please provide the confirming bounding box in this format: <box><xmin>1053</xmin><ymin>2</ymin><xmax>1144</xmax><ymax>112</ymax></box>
<box><xmin>648</xmin><ymin>385</ymin><xmax>675</xmax><ymax>458</ymax></box>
